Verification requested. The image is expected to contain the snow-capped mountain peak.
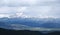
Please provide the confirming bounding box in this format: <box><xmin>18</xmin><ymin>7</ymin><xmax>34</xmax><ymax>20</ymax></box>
<box><xmin>0</xmin><ymin>12</ymin><xmax>59</xmax><ymax>19</ymax></box>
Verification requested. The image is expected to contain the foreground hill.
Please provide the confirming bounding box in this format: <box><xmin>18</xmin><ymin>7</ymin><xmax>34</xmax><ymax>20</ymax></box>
<box><xmin>0</xmin><ymin>28</ymin><xmax>60</xmax><ymax>35</ymax></box>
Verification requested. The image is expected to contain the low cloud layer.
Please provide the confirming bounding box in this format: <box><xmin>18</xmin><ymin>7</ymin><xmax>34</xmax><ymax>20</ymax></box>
<box><xmin>0</xmin><ymin>0</ymin><xmax>60</xmax><ymax>18</ymax></box>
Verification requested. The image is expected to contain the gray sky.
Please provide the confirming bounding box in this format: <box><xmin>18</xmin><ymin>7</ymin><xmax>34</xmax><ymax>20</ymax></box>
<box><xmin>0</xmin><ymin>0</ymin><xmax>60</xmax><ymax>18</ymax></box>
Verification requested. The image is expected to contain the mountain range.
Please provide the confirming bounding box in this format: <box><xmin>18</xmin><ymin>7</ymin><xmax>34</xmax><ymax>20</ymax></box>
<box><xmin>0</xmin><ymin>17</ymin><xmax>60</xmax><ymax>30</ymax></box>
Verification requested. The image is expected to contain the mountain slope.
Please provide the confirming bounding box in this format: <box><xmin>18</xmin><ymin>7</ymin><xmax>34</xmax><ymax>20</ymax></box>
<box><xmin>0</xmin><ymin>18</ymin><xmax>60</xmax><ymax>31</ymax></box>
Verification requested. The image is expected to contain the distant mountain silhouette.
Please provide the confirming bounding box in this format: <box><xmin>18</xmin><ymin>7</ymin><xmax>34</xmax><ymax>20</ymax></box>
<box><xmin>0</xmin><ymin>18</ymin><xmax>60</xmax><ymax>33</ymax></box>
<box><xmin>0</xmin><ymin>18</ymin><xmax>60</xmax><ymax>29</ymax></box>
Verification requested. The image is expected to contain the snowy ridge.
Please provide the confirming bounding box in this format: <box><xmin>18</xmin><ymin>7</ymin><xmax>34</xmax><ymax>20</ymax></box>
<box><xmin>0</xmin><ymin>13</ymin><xmax>59</xmax><ymax>19</ymax></box>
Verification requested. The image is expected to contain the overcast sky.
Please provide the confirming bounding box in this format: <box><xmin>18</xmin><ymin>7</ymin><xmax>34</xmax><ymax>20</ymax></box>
<box><xmin>0</xmin><ymin>0</ymin><xmax>60</xmax><ymax>18</ymax></box>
